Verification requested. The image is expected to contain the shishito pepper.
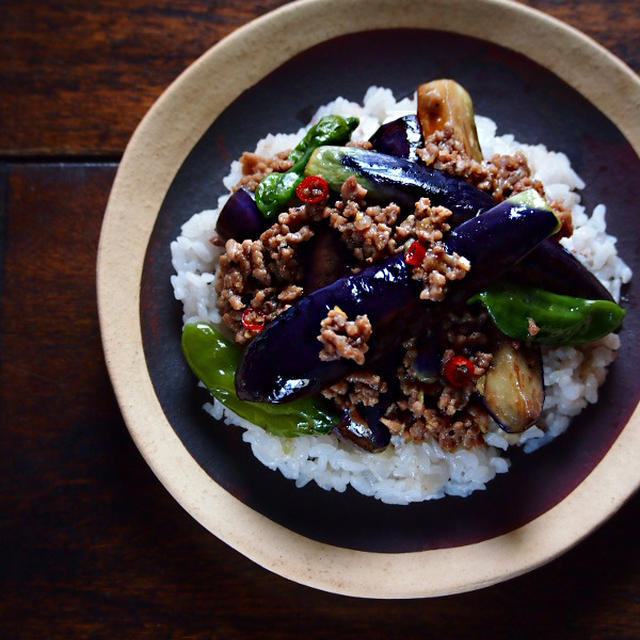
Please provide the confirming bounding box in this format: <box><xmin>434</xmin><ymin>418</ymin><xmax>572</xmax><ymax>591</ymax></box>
<box><xmin>255</xmin><ymin>114</ymin><xmax>359</xmax><ymax>218</ymax></box>
<box><xmin>469</xmin><ymin>282</ymin><xmax>625</xmax><ymax>345</ymax></box>
<box><xmin>181</xmin><ymin>322</ymin><xmax>337</xmax><ymax>437</ymax></box>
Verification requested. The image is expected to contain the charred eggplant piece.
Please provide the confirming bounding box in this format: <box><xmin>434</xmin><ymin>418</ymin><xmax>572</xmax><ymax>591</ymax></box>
<box><xmin>333</xmin><ymin>348</ymin><xmax>402</xmax><ymax>451</ymax></box>
<box><xmin>417</xmin><ymin>79</ymin><xmax>483</xmax><ymax>162</ymax></box>
<box><xmin>305</xmin><ymin>146</ymin><xmax>494</xmax><ymax>224</ymax></box>
<box><xmin>336</xmin><ymin>405</ymin><xmax>392</xmax><ymax>452</ymax></box>
<box><xmin>235</xmin><ymin>202</ymin><xmax>560</xmax><ymax>403</ymax></box>
<box><xmin>475</xmin><ymin>338</ymin><xmax>544</xmax><ymax>433</ymax></box>
<box><xmin>368</xmin><ymin>114</ymin><xmax>423</xmax><ymax>162</ymax></box>
<box><xmin>215</xmin><ymin>188</ymin><xmax>267</xmax><ymax>241</ymax></box>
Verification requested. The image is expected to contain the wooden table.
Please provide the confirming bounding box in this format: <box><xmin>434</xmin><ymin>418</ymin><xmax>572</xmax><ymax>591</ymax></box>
<box><xmin>2</xmin><ymin>1</ymin><xmax>639</xmax><ymax>637</ymax></box>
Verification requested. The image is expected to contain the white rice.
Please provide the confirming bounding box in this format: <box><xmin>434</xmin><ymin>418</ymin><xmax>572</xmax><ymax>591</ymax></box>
<box><xmin>170</xmin><ymin>86</ymin><xmax>632</xmax><ymax>504</ymax></box>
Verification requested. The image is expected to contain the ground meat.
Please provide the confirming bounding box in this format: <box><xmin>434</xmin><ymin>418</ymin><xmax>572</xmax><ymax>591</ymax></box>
<box><xmin>214</xmin><ymin>206</ymin><xmax>312</xmax><ymax>343</ymax></box>
<box><xmin>412</xmin><ymin>244</ymin><xmax>470</xmax><ymax>301</ymax></box>
<box><xmin>346</xmin><ymin>139</ymin><xmax>373</xmax><ymax>150</ymax></box>
<box><xmin>417</xmin><ymin>127</ymin><xmax>574</xmax><ymax>237</ymax></box>
<box><xmin>377</xmin><ymin>306</ymin><xmax>495</xmax><ymax>452</ymax></box>
<box><xmin>381</xmin><ymin>402</ymin><xmax>487</xmax><ymax>452</ymax></box>
<box><xmin>260</xmin><ymin>205</ymin><xmax>314</xmax><ymax>281</ymax></box>
<box><xmin>442</xmin><ymin>310</ymin><xmax>493</xmax><ymax>374</ymax></box>
<box><xmin>417</xmin><ymin>127</ymin><xmax>546</xmax><ymax>202</ymax></box>
<box><xmin>394</xmin><ymin>198</ymin><xmax>451</xmax><ymax>245</ymax></box>
<box><xmin>340</xmin><ymin>175</ymin><xmax>368</xmax><ymax>205</ymax></box>
<box><xmin>235</xmin><ymin>150</ymin><xmax>293</xmax><ymax>192</ymax></box>
<box><xmin>322</xmin><ymin>371</ymin><xmax>387</xmax><ymax>409</ymax></box>
<box><xmin>437</xmin><ymin>382</ymin><xmax>470</xmax><ymax>416</ymax></box>
<box><xmin>395</xmin><ymin>197</ymin><xmax>471</xmax><ymax>301</ymax></box>
<box><xmin>212</xmin><ymin>135</ymin><xmax>543</xmax><ymax>452</ymax></box>
<box><xmin>323</xmin><ymin>178</ymin><xmax>401</xmax><ymax>262</ymax></box>
<box><xmin>317</xmin><ymin>307</ymin><xmax>372</xmax><ymax>365</ymax></box>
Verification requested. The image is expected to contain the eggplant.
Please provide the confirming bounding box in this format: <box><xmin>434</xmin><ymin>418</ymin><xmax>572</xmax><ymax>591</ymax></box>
<box><xmin>235</xmin><ymin>201</ymin><xmax>560</xmax><ymax>403</ymax></box>
<box><xmin>512</xmin><ymin>239</ymin><xmax>614</xmax><ymax>302</ymax></box>
<box><xmin>475</xmin><ymin>338</ymin><xmax>544</xmax><ymax>433</ymax></box>
<box><xmin>303</xmin><ymin>225</ymin><xmax>354</xmax><ymax>293</ymax></box>
<box><xmin>215</xmin><ymin>188</ymin><xmax>267</xmax><ymax>241</ymax></box>
<box><xmin>336</xmin><ymin>405</ymin><xmax>391</xmax><ymax>452</ymax></box>
<box><xmin>305</xmin><ymin>146</ymin><xmax>494</xmax><ymax>224</ymax></box>
<box><xmin>417</xmin><ymin>79</ymin><xmax>483</xmax><ymax>162</ymax></box>
<box><xmin>368</xmin><ymin>114</ymin><xmax>423</xmax><ymax>162</ymax></box>
<box><xmin>411</xmin><ymin>330</ymin><xmax>443</xmax><ymax>382</ymax></box>
<box><xmin>503</xmin><ymin>190</ymin><xmax>614</xmax><ymax>301</ymax></box>
<box><xmin>333</xmin><ymin>347</ymin><xmax>403</xmax><ymax>451</ymax></box>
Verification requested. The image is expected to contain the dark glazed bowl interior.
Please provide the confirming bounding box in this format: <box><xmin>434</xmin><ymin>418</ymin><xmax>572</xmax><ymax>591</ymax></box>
<box><xmin>140</xmin><ymin>29</ymin><xmax>640</xmax><ymax>553</ymax></box>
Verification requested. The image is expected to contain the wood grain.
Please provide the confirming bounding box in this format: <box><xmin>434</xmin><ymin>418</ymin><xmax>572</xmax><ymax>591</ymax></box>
<box><xmin>0</xmin><ymin>0</ymin><xmax>638</xmax><ymax>156</ymax></box>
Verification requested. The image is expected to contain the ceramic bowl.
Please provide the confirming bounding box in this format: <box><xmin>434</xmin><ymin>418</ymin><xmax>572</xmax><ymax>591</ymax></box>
<box><xmin>97</xmin><ymin>0</ymin><xmax>640</xmax><ymax>597</ymax></box>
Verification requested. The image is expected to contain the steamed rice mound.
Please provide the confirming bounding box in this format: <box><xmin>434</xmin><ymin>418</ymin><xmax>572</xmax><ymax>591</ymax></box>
<box><xmin>170</xmin><ymin>87</ymin><xmax>631</xmax><ymax>504</ymax></box>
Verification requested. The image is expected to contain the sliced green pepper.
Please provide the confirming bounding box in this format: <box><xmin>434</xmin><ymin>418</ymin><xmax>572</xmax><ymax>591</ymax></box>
<box><xmin>255</xmin><ymin>114</ymin><xmax>359</xmax><ymax>218</ymax></box>
<box><xmin>181</xmin><ymin>322</ymin><xmax>337</xmax><ymax>437</ymax></box>
<box><xmin>469</xmin><ymin>282</ymin><xmax>625</xmax><ymax>345</ymax></box>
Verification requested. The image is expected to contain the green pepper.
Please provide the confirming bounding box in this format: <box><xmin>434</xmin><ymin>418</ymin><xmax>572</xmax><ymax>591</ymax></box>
<box><xmin>181</xmin><ymin>322</ymin><xmax>337</xmax><ymax>437</ymax></box>
<box><xmin>255</xmin><ymin>114</ymin><xmax>359</xmax><ymax>218</ymax></box>
<box><xmin>469</xmin><ymin>282</ymin><xmax>625</xmax><ymax>345</ymax></box>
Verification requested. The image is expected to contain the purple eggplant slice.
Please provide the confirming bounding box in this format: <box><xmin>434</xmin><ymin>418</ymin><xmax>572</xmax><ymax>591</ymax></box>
<box><xmin>215</xmin><ymin>187</ymin><xmax>267</xmax><ymax>241</ymax></box>
<box><xmin>235</xmin><ymin>202</ymin><xmax>560</xmax><ymax>404</ymax></box>
<box><xmin>369</xmin><ymin>114</ymin><xmax>423</xmax><ymax>162</ymax></box>
<box><xmin>475</xmin><ymin>338</ymin><xmax>544</xmax><ymax>433</ymax></box>
<box><xmin>512</xmin><ymin>238</ymin><xmax>614</xmax><ymax>302</ymax></box>
<box><xmin>336</xmin><ymin>406</ymin><xmax>391</xmax><ymax>452</ymax></box>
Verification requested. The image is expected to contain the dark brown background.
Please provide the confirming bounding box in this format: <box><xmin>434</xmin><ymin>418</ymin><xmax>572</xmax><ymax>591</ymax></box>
<box><xmin>1</xmin><ymin>1</ymin><xmax>639</xmax><ymax>638</ymax></box>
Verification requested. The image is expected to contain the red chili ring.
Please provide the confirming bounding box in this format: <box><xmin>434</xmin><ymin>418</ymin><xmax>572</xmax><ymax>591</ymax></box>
<box><xmin>295</xmin><ymin>175</ymin><xmax>329</xmax><ymax>204</ymax></box>
<box><xmin>404</xmin><ymin>240</ymin><xmax>426</xmax><ymax>266</ymax></box>
<box><xmin>443</xmin><ymin>355</ymin><xmax>475</xmax><ymax>387</ymax></box>
<box><xmin>241</xmin><ymin>307</ymin><xmax>265</xmax><ymax>332</ymax></box>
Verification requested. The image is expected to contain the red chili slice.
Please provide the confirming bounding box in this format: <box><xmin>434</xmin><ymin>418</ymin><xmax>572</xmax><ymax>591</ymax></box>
<box><xmin>241</xmin><ymin>307</ymin><xmax>265</xmax><ymax>332</ymax></box>
<box><xmin>404</xmin><ymin>240</ymin><xmax>426</xmax><ymax>266</ymax></box>
<box><xmin>295</xmin><ymin>175</ymin><xmax>329</xmax><ymax>204</ymax></box>
<box><xmin>443</xmin><ymin>355</ymin><xmax>475</xmax><ymax>387</ymax></box>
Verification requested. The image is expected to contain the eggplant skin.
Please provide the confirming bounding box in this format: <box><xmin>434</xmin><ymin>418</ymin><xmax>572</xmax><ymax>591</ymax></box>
<box><xmin>512</xmin><ymin>239</ymin><xmax>614</xmax><ymax>302</ymax></box>
<box><xmin>215</xmin><ymin>187</ymin><xmax>267</xmax><ymax>241</ymax></box>
<box><xmin>335</xmin><ymin>406</ymin><xmax>391</xmax><ymax>452</ymax></box>
<box><xmin>368</xmin><ymin>114</ymin><xmax>423</xmax><ymax>162</ymax></box>
<box><xmin>475</xmin><ymin>339</ymin><xmax>544</xmax><ymax>433</ymax></box>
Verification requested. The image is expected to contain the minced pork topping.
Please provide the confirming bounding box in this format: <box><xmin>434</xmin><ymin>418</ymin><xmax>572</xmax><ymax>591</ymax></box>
<box><xmin>214</xmin><ymin>206</ymin><xmax>311</xmax><ymax>343</ymax></box>
<box><xmin>317</xmin><ymin>307</ymin><xmax>372</xmax><ymax>365</ymax></box>
<box><xmin>417</xmin><ymin>126</ymin><xmax>573</xmax><ymax>237</ymax></box>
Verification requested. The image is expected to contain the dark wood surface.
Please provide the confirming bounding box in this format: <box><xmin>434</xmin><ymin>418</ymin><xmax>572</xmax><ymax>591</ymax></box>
<box><xmin>1</xmin><ymin>1</ymin><xmax>639</xmax><ymax>638</ymax></box>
